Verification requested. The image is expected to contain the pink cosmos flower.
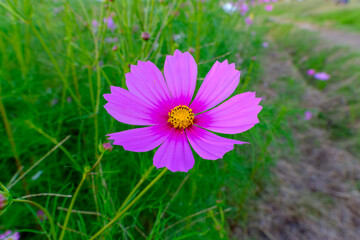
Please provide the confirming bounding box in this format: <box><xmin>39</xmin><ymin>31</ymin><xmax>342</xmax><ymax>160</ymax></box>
<box><xmin>92</xmin><ymin>20</ymin><xmax>98</xmax><ymax>29</ymax></box>
<box><xmin>239</xmin><ymin>3</ymin><xmax>249</xmax><ymax>15</ymax></box>
<box><xmin>265</xmin><ymin>4</ymin><xmax>273</xmax><ymax>11</ymax></box>
<box><xmin>245</xmin><ymin>16</ymin><xmax>253</xmax><ymax>25</ymax></box>
<box><xmin>103</xmin><ymin>17</ymin><xmax>116</xmax><ymax>31</ymax></box>
<box><xmin>304</xmin><ymin>111</ymin><xmax>312</xmax><ymax>121</ymax></box>
<box><xmin>37</xmin><ymin>210</ymin><xmax>47</xmax><ymax>222</ymax></box>
<box><xmin>105</xmin><ymin>37</ymin><xmax>118</xmax><ymax>43</ymax></box>
<box><xmin>0</xmin><ymin>194</ymin><xmax>4</xmax><ymax>209</ymax></box>
<box><xmin>314</xmin><ymin>72</ymin><xmax>330</xmax><ymax>81</ymax></box>
<box><xmin>104</xmin><ymin>50</ymin><xmax>262</xmax><ymax>172</ymax></box>
<box><xmin>0</xmin><ymin>231</ymin><xmax>20</xmax><ymax>240</ymax></box>
<box><xmin>0</xmin><ymin>192</ymin><xmax>8</xmax><ymax>211</ymax></box>
<box><xmin>307</xmin><ymin>69</ymin><xmax>316</xmax><ymax>76</ymax></box>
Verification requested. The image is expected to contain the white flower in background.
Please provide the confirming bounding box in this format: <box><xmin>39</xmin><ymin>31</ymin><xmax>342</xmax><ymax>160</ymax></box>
<box><xmin>222</xmin><ymin>2</ymin><xmax>237</xmax><ymax>14</ymax></box>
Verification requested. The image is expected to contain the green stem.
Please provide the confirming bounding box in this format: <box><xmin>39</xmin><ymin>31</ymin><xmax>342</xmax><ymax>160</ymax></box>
<box><xmin>0</xmin><ymin>82</ymin><xmax>29</xmax><ymax>194</ymax></box>
<box><xmin>59</xmin><ymin>152</ymin><xmax>104</xmax><ymax>240</ymax></box>
<box><xmin>29</xmin><ymin>23</ymin><xmax>89</xmax><ymax>114</ymax></box>
<box><xmin>195</xmin><ymin>0</ymin><xmax>202</xmax><ymax>62</ymax></box>
<box><xmin>117</xmin><ymin>165</ymin><xmax>155</xmax><ymax>213</ymax></box>
<box><xmin>90</xmin><ymin>168</ymin><xmax>168</xmax><ymax>240</ymax></box>
<box><xmin>14</xmin><ymin>199</ymin><xmax>57</xmax><ymax>240</ymax></box>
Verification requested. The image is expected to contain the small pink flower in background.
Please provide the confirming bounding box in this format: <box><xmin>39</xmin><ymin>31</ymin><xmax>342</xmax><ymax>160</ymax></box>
<box><xmin>112</xmin><ymin>45</ymin><xmax>118</xmax><ymax>51</ymax></box>
<box><xmin>103</xmin><ymin>142</ymin><xmax>113</xmax><ymax>152</ymax></box>
<box><xmin>239</xmin><ymin>3</ymin><xmax>249</xmax><ymax>15</ymax></box>
<box><xmin>245</xmin><ymin>16</ymin><xmax>253</xmax><ymax>25</ymax></box>
<box><xmin>104</xmin><ymin>50</ymin><xmax>262</xmax><ymax>172</ymax></box>
<box><xmin>0</xmin><ymin>191</ymin><xmax>10</xmax><ymax>212</ymax></box>
<box><xmin>304</xmin><ymin>111</ymin><xmax>312</xmax><ymax>121</ymax></box>
<box><xmin>0</xmin><ymin>194</ymin><xmax>5</xmax><ymax>210</ymax></box>
<box><xmin>265</xmin><ymin>4</ymin><xmax>273</xmax><ymax>11</ymax></box>
<box><xmin>263</xmin><ymin>0</ymin><xmax>270</xmax><ymax>2</ymax></box>
<box><xmin>105</xmin><ymin>37</ymin><xmax>118</xmax><ymax>43</ymax></box>
<box><xmin>92</xmin><ymin>20</ymin><xmax>98</xmax><ymax>30</ymax></box>
<box><xmin>51</xmin><ymin>99</ymin><xmax>59</xmax><ymax>106</ymax></box>
<box><xmin>314</xmin><ymin>72</ymin><xmax>330</xmax><ymax>81</ymax></box>
<box><xmin>141</xmin><ymin>32</ymin><xmax>150</xmax><ymax>41</ymax></box>
<box><xmin>0</xmin><ymin>230</ymin><xmax>20</xmax><ymax>240</ymax></box>
<box><xmin>307</xmin><ymin>69</ymin><xmax>316</xmax><ymax>76</ymax></box>
<box><xmin>37</xmin><ymin>210</ymin><xmax>47</xmax><ymax>222</ymax></box>
<box><xmin>103</xmin><ymin>17</ymin><xmax>116</xmax><ymax>31</ymax></box>
<box><xmin>262</xmin><ymin>42</ymin><xmax>269</xmax><ymax>48</ymax></box>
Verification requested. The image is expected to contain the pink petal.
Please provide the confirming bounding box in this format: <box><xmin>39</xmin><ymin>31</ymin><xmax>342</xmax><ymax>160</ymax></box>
<box><xmin>104</xmin><ymin>86</ymin><xmax>161</xmax><ymax>125</ymax></box>
<box><xmin>191</xmin><ymin>60</ymin><xmax>241</xmax><ymax>113</ymax></box>
<box><xmin>107</xmin><ymin>125</ymin><xmax>171</xmax><ymax>152</ymax></box>
<box><xmin>126</xmin><ymin>60</ymin><xmax>173</xmax><ymax>110</ymax></box>
<box><xmin>195</xmin><ymin>92</ymin><xmax>262</xmax><ymax>134</ymax></box>
<box><xmin>153</xmin><ymin>129</ymin><xmax>195</xmax><ymax>172</ymax></box>
<box><xmin>187</xmin><ymin>126</ymin><xmax>247</xmax><ymax>160</ymax></box>
<box><xmin>164</xmin><ymin>50</ymin><xmax>197</xmax><ymax>106</ymax></box>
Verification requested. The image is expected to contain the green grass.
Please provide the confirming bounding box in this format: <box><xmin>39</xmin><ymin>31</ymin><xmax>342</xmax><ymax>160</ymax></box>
<box><xmin>309</xmin><ymin>8</ymin><xmax>360</xmax><ymax>32</ymax></box>
<box><xmin>0</xmin><ymin>1</ymin><xmax>292</xmax><ymax>239</ymax></box>
<box><xmin>272</xmin><ymin>0</ymin><xmax>360</xmax><ymax>32</ymax></box>
<box><xmin>268</xmin><ymin>23</ymin><xmax>360</xmax><ymax>156</ymax></box>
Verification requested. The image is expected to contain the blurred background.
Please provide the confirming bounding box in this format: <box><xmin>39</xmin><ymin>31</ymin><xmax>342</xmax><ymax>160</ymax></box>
<box><xmin>0</xmin><ymin>0</ymin><xmax>359</xmax><ymax>239</ymax></box>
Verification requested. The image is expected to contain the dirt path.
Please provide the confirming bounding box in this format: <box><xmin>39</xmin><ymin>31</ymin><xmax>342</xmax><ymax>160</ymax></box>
<box><xmin>231</xmin><ymin>42</ymin><xmax>360</xmax><ymax>239</ymax></box>
<box><xmin>269</xmin><ymin>17</ymin><xmax>360</xmax><ymax>51</ymax></box>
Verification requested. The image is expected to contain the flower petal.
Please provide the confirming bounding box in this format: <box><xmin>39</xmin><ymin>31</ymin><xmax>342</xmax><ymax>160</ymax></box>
<box><xmin>153</xmin><ymin>129</ymin><xmax>195</xmax><ymax>172</ymax></box>
<box><xmin>187</xmin><ymin>126</ymin><xmax>248</xmax><ymax>160</ymax></box>
<box><xmin>195</xmin><ymin>92</ymin><xmax>262</xmax><ymax>134</ymax></box>
<box><xmin>107</xmin><ymin>125</ymin><xmax>171</xmax><ymax>152</ymax></box>
<box><xmin>191</xmin><ymin>60</ymin><xmax>240</xmax><ymax>113</ymax></box>
<box><xmin>126</xmin><ymin>60</ymin><xmax>172</xmax><ymax>110</ymax></box>
<box><xmin>164</xmin><ymin>50</ymin><xmax>197</xmax><ymax>106</ymax></box>
<box><xmin>104</xmin><ymin>86</ymin><xmax>159</xmax><ymax>125</ymax></box>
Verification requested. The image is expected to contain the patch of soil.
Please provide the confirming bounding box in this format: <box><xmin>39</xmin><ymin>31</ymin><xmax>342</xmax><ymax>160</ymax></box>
<box><xmin>231</xmin><ymin>46</ymin><xmax>360</xmax><ymax>240</ymax></box>
<box><xmin>269</xmin><ymin>17</ymin><xmax>360</xmax><ymax>51</ymax></box>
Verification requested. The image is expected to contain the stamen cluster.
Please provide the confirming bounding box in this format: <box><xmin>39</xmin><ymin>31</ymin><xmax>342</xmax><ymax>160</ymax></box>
<box><xmin>168</xmin><ymin>105</ymin><xmax>194</xmax><ymax>129</ymax></box>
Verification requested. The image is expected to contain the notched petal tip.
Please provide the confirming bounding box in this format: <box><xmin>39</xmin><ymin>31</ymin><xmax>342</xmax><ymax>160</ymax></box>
<box><xmin>173</xmin><ymin>49</ymin><xmax>183</xmax><ymax>55</ymax></box>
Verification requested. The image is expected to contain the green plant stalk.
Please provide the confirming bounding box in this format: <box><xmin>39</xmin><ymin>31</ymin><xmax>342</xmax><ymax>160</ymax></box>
<box><xmin>195</xmin><ymin>0</ymin><xmax>202</xmax><ymax>62</ymax></box>
<box><xmin>117</xmin><ymin>165</ymin><xmax>155</xmax><ymax>212</ymax></box>
<box><xmin>14</xmin><ymin>199</ymin><xmax>57</xmax><ymax>240</ymax></box>
<box><xmin>59</xmin><ymin>152</ymin><xmax>105</xmax><ymax>240</ymax></box>
<box><xmin>8</xmin><ymin>136</ymin><xmax>71</xmax><ymax>189</ymax></box>
<box><xmin>0</xmin><ymin>84</ymin><xmax>29</xmax><ymax>194</ymax></box>
<box><xmin>29</xmin><ymin>23</ymin><xmax>89</xmax><ymax>114</ymax></box>
<box><xmin>0</xmin><ymin>1</ymin><xmax>28</xmax><ymax>23</ymax></box>
<box><xmin>58</xmin><ymin>172</ymin><xmax>87</xmax><ymax>240</ymax></box>
<box><xmin>241</xmin><ymin>60</ymin><xmax>254</xmax><ymax>91</ymax></box>
<box><xmin>90</xmin><ymin>168</ymin><xmax>168</xmax><ymax>240</ymax></box>
<box><xmin>25</xmin><ymin>121</ymin><xmax>78</xmax><ymax>168</ymax></box>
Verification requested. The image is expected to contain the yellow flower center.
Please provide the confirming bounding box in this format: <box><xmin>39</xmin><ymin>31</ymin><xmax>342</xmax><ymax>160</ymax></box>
<box><xmin>168</xmin><ymin>105</ymin><xmax>194</xmax><ymax>129</ymax></box>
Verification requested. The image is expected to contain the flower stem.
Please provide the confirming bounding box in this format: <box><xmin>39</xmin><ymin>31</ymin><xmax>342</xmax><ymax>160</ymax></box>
<box><xmin>14</xmin><ymin>199</ymin><xmax>57</xmax><ymax>240</ymax></box>
<box><xmin>89</xmin><ymin>168</ymin><xmax>168</xmax><ymax>240</ymax></box>
<box><xmin>117</xmin><ymin>165</ymin><xmax>155</xmax><ymax>212</ymax></box>
<box><xmin>0</xmin><ymin>83</ymin><xmax>29</xmax><ymax>194</ymax></box>
<box><xmin>59</xmin><ymin>152</ymin><xmax>104</xmax><ymax>240</ymax></box>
